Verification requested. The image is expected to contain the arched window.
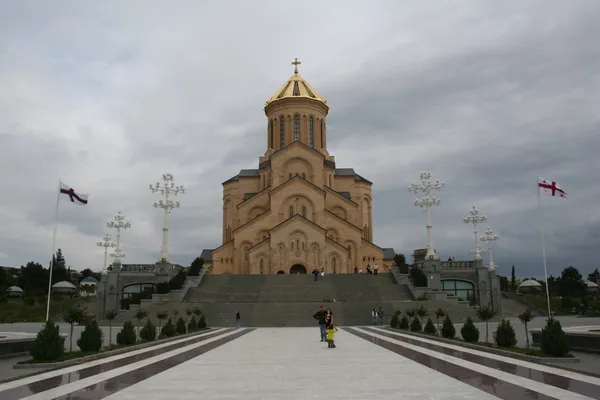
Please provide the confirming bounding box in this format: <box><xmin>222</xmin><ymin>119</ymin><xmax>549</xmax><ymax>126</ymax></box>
<box><xmin>289</xmin><ymin>206</ymin><xmax>294</xmax><ymax>217</ymax></box>
<box><xmin>332</xmin><ymin>258</ymin><xmax>337</xmax><ymax>274</ymax></box>
<box><xmin>269</xmin><ymin>120</ymin><xmax>274</xmax><ymax>148</ymax></box>
<box><xmin>260</xmin><ymin>259</ymin><xmax>264</xmax><ymax>274</ymax></box>
<box><xmin>296</xmin><ymin>239</ymin><xmax>299</xmax><ymax>249</ymax></box>
<box><xmin>301</xmin><ymin>206</ymin><xmax>307</xmax><ymax>217</ymax></box>
<box><xmin>279</xmin><ymin>116</ymin><xmax>285</xmax><ymax>149</ymax></box>
<box><xmin>291</xmin><ymin>241</ymin><xmax>294</xmax><ymax>250</ymax></box>
<box><xmin>294</xmin><ymin>115</ymin><xmax>300</xmax><ymax>141</ymax></box>
<box><xmin>309</xmin><ymin>116</ymin><xmax>314</xmax><ymax>148</ymax></box>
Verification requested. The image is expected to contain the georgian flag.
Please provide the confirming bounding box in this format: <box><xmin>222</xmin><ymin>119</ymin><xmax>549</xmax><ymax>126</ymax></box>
<box><xmin>59</xmin><ymin>182</ymin><xmax>89</xmax><ymax>205</ymax></box>
<box><xmin>538</xmin><ymin>177</ymin><xmax>567</xmax><ymax>199</ymax></box>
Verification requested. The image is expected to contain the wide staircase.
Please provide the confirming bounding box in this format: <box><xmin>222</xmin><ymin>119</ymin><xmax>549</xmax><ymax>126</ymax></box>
<box><xmin>180</xmin><ymin>274</ymin><xmax>474</xmax><ymax>326</ymax></box>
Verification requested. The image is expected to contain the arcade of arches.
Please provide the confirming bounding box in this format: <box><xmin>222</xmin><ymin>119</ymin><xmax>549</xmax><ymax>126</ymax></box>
<box><xmin>201</xmin><ymin>60</ymin><xmax>395</xmax><ymax>275</ymax></box>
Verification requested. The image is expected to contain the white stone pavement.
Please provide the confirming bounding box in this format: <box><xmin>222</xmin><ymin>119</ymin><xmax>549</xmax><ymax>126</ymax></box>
<box><xmin>104</xmin><ymin>327</ymin><xmax>497</xmax><ymax>400</ymax></box>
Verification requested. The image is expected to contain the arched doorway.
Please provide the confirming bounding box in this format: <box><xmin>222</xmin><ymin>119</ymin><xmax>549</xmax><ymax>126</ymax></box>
<box><xmin>290</xmin><ymin>264</ymin><xmax>307</xmax><ymax>274</ymax></box>
<box><xmin>277</xmin><ymin>270</ymin><xmax>285</xmax><ymax>274</ymax></box>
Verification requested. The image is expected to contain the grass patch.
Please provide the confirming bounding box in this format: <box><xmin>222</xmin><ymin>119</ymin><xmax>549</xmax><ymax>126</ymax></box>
<box><xmin>17</xmin><ymin>351</ymin><xmax>98</xmax><ymax>365</ymax></box>
<box><xmin>0</xmin><ymin>298</ymin><xmax>90</xmax><ymax>323</ymax></box>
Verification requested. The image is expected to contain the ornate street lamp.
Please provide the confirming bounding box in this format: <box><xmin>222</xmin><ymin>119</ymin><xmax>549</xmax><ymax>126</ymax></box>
<box><xmin>408</xmin><ymin>172</ymin><xmax>444</xmax><ymax>260</ymax></box>
<box><xmin>107</xmin><ymin>211</ymin><xmax>131</xmax><ymax>265</ymax></box>
<box><xmin>463</xmin><ymin>206</ymin><xmax>487</xmax><ymax>261</ymax></box>
<box><xmin>149</xmin><ymin>173</ymin><xmax>185</xmax><ymax>263</ymax></box>
<box><xmin>480</xmin><ymin>227</ymin><xmax>500</xmax><ymax>271</ymax></box>
<box><xmin>97</xmin><ymin>234</ymin><xmax>116</xmax><ymax>273</ymax></box>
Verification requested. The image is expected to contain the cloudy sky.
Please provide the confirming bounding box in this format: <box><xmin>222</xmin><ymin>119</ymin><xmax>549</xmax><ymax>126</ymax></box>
<box><xmin>1</xmin><ymin>1</ymin><xmax>599</xmax><ymax>278</ymax></box>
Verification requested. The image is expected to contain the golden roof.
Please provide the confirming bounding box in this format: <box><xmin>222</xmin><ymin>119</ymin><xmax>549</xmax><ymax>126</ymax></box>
<box><xmin>265</xmin><ymin>58</ymin><xmax>328</xmax><ymax>107</ymax></box>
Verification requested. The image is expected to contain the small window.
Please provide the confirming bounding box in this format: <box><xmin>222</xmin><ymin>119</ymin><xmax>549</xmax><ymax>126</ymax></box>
<box><xmin>291</xmin><ymin>242</ymin><xmax>294</xmax><ymax>250</ymax></box>
<box><xmin>302</xmin><ymin>172</ymin><xmax>306</xmax><ymax>179</ymax></box>
<box><xmin>302</xmin><ymin>242</ymin><xmax>306</xmax><ymax>250</ymax></box>
<box><xmin>289</xmin><ymin>206</ymin><xmax>294</xmax><ymax>217</ymax></box>
<box><xmin>296</xmin><ymin>239</ymin><xmax>299</xmax><ymax>249</ymax></box>
<box><xmin>309</xmin><ymin>117</ymin><xmax>314</xmax><ymax>148</ymax></box>
<box><xmin>294</xmin><ymin>115</ymin><xmax>300</xmax><ymax>141</ymax></box>
<box><xmin>301</xmin><ymin>206</ymin><xmax>307</xmax><ymax>217</ymax></box>
<box><xmin>279</xmin><ymin>116</ymin><xmax>285</xmax><ymax>149</ymax></box>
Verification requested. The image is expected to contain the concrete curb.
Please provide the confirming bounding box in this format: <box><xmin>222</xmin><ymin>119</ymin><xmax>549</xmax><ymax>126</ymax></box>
<box><xmin>386</xmin><ymin>327</ymin><xmax>581</xmax><ymax>364</ymax></box>
<box><xmin>13</xmin><ymin>328</ymin><xmax>212</xmax><ymax>370</ymax></box>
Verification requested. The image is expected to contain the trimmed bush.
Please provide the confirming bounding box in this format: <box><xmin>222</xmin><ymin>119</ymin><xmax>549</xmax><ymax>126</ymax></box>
<box><xmin>540</xmin><ymin>318</ymin><xmax>570</xmax><ymax>357</ymax></box>
<box><xmin>398</xmin><ymin>315</ymin><xmax>409</xmax><ymax>330</ymax></box>
<box><xmin>176</xmin><ymin>317</ymin><xmax>187</xmax><ymax>335</ymax></box>
<box><xmin>423</xmin><ymin>318</ymin><xmax>437</xmax><ymax>335</ymax></box>
<box><xmin>30</xmin><ymin>320</ymin><xmax>65</xmax><ymax>361</ymax></box>
<box><xmin>197</xmin><ymin>313</ymin><xmax>207</xmax><ymax>329</ymax></box>
<box><xmin>139</xmin><ymin>319</ymin><xmax>157</xmax><ymax>342</ymax></box>
<box><xmin>160</xmin><ymin>318</ymin><xmax>177</xmax><ymax>338</ymax></box>
<box><xmin>494</xmin><ymin>319</ymin><xmax>517</xmax><ymax>348</ymax></box>
<box><xmin>116</xmin><ymin>321</ymin><xmax>137</xmax><ymax>346</ymax></box>
<box><xmin>441</xmin><ymin>315</ymin><xmax>456</xmax><ymax>339</ymax></box>
<box><xmin>410</xmin><ymin>317</ymin><xmax>422</xmax><ymax>332</ymax></box>
<box><xmin>188</xmin><ymin>316</ymin><xmax>198</xmax><ymax>332</ymax></box>
<box><xmin>460</xmin><ymin>317</ymin><xmax>480</xmax><ymax>343</ymax></box>
<box><xmin>390</xmin><ymin>311</ymin><xmax>400</xmax><ymax>328</ymax></box>
<box><xmin>77</xmin><ymin>319</ymin><xmax>104</xmax><ymax>352</ymax></box>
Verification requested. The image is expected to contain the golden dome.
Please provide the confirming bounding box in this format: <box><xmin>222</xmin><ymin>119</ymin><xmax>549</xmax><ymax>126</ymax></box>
<box><xmin>265</xmin><ymin>58</ymin><xmax>328</xmax><ymax>108</ymax></box>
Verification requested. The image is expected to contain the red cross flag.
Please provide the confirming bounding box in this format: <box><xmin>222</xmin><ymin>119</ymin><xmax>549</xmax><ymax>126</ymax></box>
<box><xmin>538</xmin><ymin>177</ymin><xmax>567</xmax><ymax>199</ymax></box>
<box><xmin>59</xmin><ymin>182</ymin><xmax>89</xmax><ymax>205</ymax></box>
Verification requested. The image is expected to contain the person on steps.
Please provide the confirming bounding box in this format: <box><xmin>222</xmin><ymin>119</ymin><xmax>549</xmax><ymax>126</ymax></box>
<box><xmin>371</xmin><ymin>308</ymin><xmax>378</xmax><ymax>325</ymax></box>
<box><xmin>313</xmin><ymin>305</ymin><xmax>327</xmax><ymax>341</ymax></box>
<box><xmin>326</xmin><ymin>324</ymin><xmax>338</xmax><ymax>348</ymax></box>
<box><xmin>235</xmin><ymin>310</ymin><xmax>241</xmax><ymax>328</ymax></box>
<box><xmin>378</xmin><ymin>305</ymin><xmax>384</xmax><ymax>325</ymax></box>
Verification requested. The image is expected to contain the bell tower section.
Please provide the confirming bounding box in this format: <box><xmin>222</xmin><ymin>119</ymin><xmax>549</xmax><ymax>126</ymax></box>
<box><xmin>264</xmin><ymin>58</ymin><xmax>330</xmax><ymax>154</ymax></box>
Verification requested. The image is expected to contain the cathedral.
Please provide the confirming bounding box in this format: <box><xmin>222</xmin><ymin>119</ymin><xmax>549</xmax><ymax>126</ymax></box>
<box><xmin>200</xmin><ymin>60</ymin><xmax>395</xmax><ymax>274</ymax></box>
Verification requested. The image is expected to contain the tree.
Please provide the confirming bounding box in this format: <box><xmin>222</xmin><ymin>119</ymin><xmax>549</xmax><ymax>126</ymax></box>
<box><xmin>186</xmin><ymin>308</ymin><xmax>193</xmax><ymax>323</ymax></box>
<box><xmin>116</xmin><ymin>321</ymin><xmax>137</xmax><ymax>345</ymax></box>
<box><xmin>409</xmin><ymin>317</ymin><xmax>422</xmax><ymax>332</ymax></box>
<box><xmin>476</xmin><ymin>306</ymin><xmax>496</xmax><ymax>344</ymax></box>
<box><xmin>176</xmin><ymin>317</ymin><xmax>187</xmax><ymax>334</ymax></box>
<box><xmin>588</xmin><ymin>268</ymin><xmax>600</xmax><ymax>284</ymax></box>
<box><xmin>558</xmin><ymin>266</ymin><xmax>586</xmax><ymax>298</ymax></box>
<box><xmin>30</xmin><ymin>320</ymin><xmax>65</xmax><ymax>361</ymax></box>
<box><xmin>518</xmin><ymin>309</ymin><xmax>535</xmax><ymax>349</ymax></box>
<box><xmin>460</xmin><ymin>317</ymin><xmax>480</xmax><ymax>343</ymax></box>
<box><xmin>441</xmin><ymin>315</ymin><xmax>456</xmax><ymax>339</ymax></box>
<box><xmin>398</xmin><ymin>315</ymin><xmax>409</xmax><ymax>330</ymax></box>
<box><xmin>494</xmin><ymin>319</ymin><xmax>517</xmax><ymax>348</ymax></box>
<box><xmin>63</xmin><ymin>308</ymin><xmax>86</xmax><ymax>352</ymax></box>
<box><xmin>423</xmin><ymin>318</ymin><xmax>437</xmax><ymax>335</ymax></box>
<box><xmin>511</xmin><ymin>265</ymin><xmax>516</xmax><ymax>291</ymax></box>
<box><xmin>434</xmin><ymin>308</ymin><xmax>446</xmax><ymax>332</ymax></box>
<box><xmin>416</xmin><ymin>305</ymin><xmax>428</xmax><ymax>324</ymax></box>
<box><xmin>140</xmin><ymin>319</ymin><xmax>157</xmax><ymax>341</ymax></box>
<box><xmin>105</xmin><ymin>310</ymin><xmax>118</xmax><ymax>346</ymax></box>
<box><xmin>157</xmin><ymin>311</ymin><xmax>168</xmax><ymax>329</ymax></box>
<box><xmin>79</xmin><ymin>268</ymin><xmax>94</xmax><ymax>282</ymax></box>
<box><xmin>540</xmin><ymin>318</ymin><xmax>569</xmax><ymax>357</ymax></box>
<box><xmin>18</xmin><ymin>262</ymin><xmax>48</xmax><ymax>296</ymax></box>
<box><xmin>51</xmin><ymin>249</ymin><xmax>70</xmax><ymax>283</ymax></box>
<box><xmin>135</xmin><ymin>310</ymin><xmax>148</xmax><ymax>338</ymax></box>
<box><xmin>409</xmin><ymin>267</ymin><xmax>427</xmax><ymax>287</ymax></box>
<box><xmin>188</xmin><ymin>257</ymin><xmax>204</xmax><ymax>276</ymax></box>
<box><xmin>393</xmin><ymin>254</ymin><xmax>409</xmax><ymax>274</ymax></box>
<box><xmin>77</xmin><ymin>320</ymin><xmax>104</xmax><ymax>352</ymax></box>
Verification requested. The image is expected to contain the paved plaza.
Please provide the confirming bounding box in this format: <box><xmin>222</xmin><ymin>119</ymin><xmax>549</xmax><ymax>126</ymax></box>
<box><xmin>0</xmin><ymin>327</ymin><xmax>599</xmax><ymax>400</ymax></box>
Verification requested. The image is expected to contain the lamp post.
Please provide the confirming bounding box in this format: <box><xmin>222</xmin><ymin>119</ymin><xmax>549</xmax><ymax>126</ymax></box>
<box><xmin>480</xmin><ymin>227</ymin><xmax>500</xmax><ymax>271</ymax></box>
<box><xmin>107</xmin><ymin>211</ymin><xmax>131</xmax><ymax>266</ymax></box>
<box><xmin>408</xmin><ymin>172</ymin><xmax>444</xmax><ymax>260</ymax></box>
<box><xmin>97</xmin><ymin>234</ymin><xmax>116</xmax><ymax>273</ymax></box>
<box><xmin>149</xmin><ymin>173</ymin><xmax>185</xmax><ymax>263</ymax></box>
<box><xmin>463</xmin><ymin>206</ymin><xmax>487</xmax><ymax>261</ymax></box>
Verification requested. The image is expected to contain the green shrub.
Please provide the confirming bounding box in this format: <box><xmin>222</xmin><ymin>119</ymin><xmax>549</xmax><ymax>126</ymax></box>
<box><xmin>460</xmin><ymin>317</ymin><xmax>480</xmax><ymax>343</ymax></box>
<box><xmin>160</xmin><ymin>318</ymin><xmax>177</xmax><ymax>338</ymax></box>
<box><xmin>390</xmin><ymin>311</ymin><xmax>400</xmax><ymax>328</ymax></box>
<box><xmin>409</xmin><ymin>317</ymin><xmax>422</xmax><ymax>332</ymax></box>
<box><xmin>188</xmin><ymin>316</ymin><xmax>198</xmax><ymax>332</ymax></box>
<box><xmin>398</xmin><ymin>315</ymin><xmax>409</xmax><ymax>330</ymax></box>
<box><xmin>423</xmin><ymin>318</ymin><xmax>437</xmax><ymax>335</ymax></box>
<box><xmin>139</xmin><ymin>319</ymin><xmax>157</xmax><ymax>342</ymax></box>
<box><xmin>441</xmin><ymin>315</ymin><xmax>456</xmax><ymax>339</ymax></box>
<box><xmin>30</xmin><ymin>320</ymin><xmax>65</xmax><ymax>361</ymax></box>
<box><xmin>23</xmin><ymin>297</ymin><xmax>35</xmax><ymax>306</ymax></box>
<box><xmin>176</xmin><ymin>317</ymin><xmax>187</xmax><ymax>334</ymax></box>
<box><xmin>77</xmin><ymin>319</ymin><xmax>103</xmax><ymax>352</ymax></box>
<box><xmin>494</xmin><ymin>319</ymin><xmax>517</xmax><ymax>348</ymax></box>
<box><xmin>540</xmin><ymin>318</ymin><xmax>570</xmax><ymax>357</ymax></box>
<box><xmin>116</xmin><ymin>321</ymin><xmax>137</xmax><ymax>346</ymax></box>
<box><xmin>197</xmin><ymin>313</ymin><xmax>207</xmax><ymax>329</ymax></box>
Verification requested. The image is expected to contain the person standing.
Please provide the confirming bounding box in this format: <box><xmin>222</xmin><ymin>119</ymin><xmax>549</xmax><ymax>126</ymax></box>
<box><xmin>235</xmin><ymin>310</ymin><xmax>241</xmax><ymax>328</ymax></box>
<box><xmin>313</xmin><ymin>269</ymin><xmax>319</xmax><ymax>282</ymax></box>
<box><xmin>378</xmin><ymin>305</ymin><xmax>384</xmax><ymax>325</ymax></box>
<box><xmin>313</xmin><ymin>305</ymin><xmax>327</xmax><ymax>341</ymax></box>
<box><xmin>371</xmin><ymin>308</ymin><xmax>378</xmax><ymax>325</ymax></box>
<box><xmin>320</xmin><ymin>267</ymin><xmax>325</xmax><ymax>280</ymax></box>
<box><xmin>374</xmin><ymin>264</ymin><xmax>379</xmax><ymax>275</ymax></box>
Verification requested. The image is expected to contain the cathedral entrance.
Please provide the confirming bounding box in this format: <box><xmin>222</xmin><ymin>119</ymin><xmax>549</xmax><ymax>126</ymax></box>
<box><xmin>289</xmin><ymin>264</ymin><xmax>307</xmax><ymax>274</ymax></box>
<box><xmin>276</xmin><ymin>270</ymin><xmax>285</xmax><ymax>274</ymax></box>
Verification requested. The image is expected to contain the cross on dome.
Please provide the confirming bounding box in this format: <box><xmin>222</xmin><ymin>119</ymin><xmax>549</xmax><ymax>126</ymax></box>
<box><xmin>292</xmin><ymin>57</ymin><xmax>301</xmax><ymax>74</ymax></box>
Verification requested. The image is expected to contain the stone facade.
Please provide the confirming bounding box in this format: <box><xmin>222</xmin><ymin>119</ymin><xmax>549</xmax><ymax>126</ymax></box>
<box><xmin>201</xmin><ymin>67</ymin><xmax>394</xmax><ymax>275</ymax></box>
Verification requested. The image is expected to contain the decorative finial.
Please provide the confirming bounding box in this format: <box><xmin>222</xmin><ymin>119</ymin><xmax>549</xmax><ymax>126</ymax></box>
<box><xmin>291</xmin><ymin>57</ymin><xmax>301</xmax><ymax>74</ymax></box>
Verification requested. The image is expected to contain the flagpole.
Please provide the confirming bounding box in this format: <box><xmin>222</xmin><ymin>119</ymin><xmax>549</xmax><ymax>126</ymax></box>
<box><xmin>46</xmin><ymin>179</ymin><xmax>61</xmax><ymax>322</ymax></box>
<box><xmin>537</xmin><ymin>177</ymin><xmax>552</xmax><ymax>319</ymax></box>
